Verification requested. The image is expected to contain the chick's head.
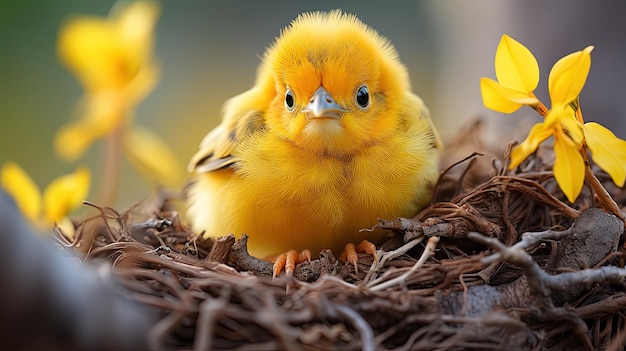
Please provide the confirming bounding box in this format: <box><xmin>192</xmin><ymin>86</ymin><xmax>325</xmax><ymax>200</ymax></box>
<box><xmin>261</xmin><ymin>10</ymin><xmax>412</xmax><ymax>157</ymax></box>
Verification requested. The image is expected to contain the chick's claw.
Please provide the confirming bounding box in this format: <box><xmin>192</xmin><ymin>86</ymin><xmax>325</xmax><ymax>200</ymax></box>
<box><xmin>272</xmin><ymin>249</ymin><xmax>311</xmax><ymax>279</ymax></box>
<box><xmin>340</xmin><ymin>240</ymin><xmax>379</xmax><ymax>273</ymax></box>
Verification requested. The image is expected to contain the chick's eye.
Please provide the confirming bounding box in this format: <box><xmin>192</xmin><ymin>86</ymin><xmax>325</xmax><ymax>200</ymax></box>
<box><xmin>355</xmin><ymin>85</ymin><xmax>370</xmax><ymax>109</ymax></box>
<box><xmin>285</xmin><ymin>88</ymin><xmax>295</xmax><ymax>111</ymax></box>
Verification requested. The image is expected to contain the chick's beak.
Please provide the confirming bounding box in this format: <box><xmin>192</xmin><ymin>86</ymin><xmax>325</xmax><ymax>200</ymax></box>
<box><xmin>303</xmin><ymin>86</ymin><xmax>347</xmax><ymax>119</ymax></box>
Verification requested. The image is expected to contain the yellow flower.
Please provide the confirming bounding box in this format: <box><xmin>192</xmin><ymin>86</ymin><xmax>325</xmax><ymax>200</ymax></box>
<box><xmin>584</xmin><ymin>122</ymin><xmax>626</xmax><ymax>187</ymax></box>
<box><xmin>480</xmin><ymin>35</ymin><xmax>540</xmax><ymax>113</ymax></box>
<box><xmin>55</xmin><ymin>1</ymin><xmax>160</xmax><ymax>159</ymax></box>
<box><xmin>484</xmin><ymin>34</ymin><xmax>625</xmax><ymax>211</ymax></box>
<box><xmin>54</xmin><ymin>1</ymin><xmax>182</xmax><ymax>187</ymax></box>
<box><xmin>509</xmin><ymin>46</ymin><xmax>592</xmax><ymax>202</ymax></box>
<box><xmin>1</xmin><ymin>162</ymin><xmax>90</xmax><ymax>235</ymax></box>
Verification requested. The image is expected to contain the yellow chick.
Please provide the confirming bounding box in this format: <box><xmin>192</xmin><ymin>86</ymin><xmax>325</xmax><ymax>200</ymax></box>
<box><xmin>188</xmin><ymin>10</ymin><xmax>441</xmax><ymax>276</ymax></box>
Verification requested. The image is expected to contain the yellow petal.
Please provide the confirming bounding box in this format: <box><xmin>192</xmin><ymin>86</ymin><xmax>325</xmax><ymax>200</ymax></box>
<box><xmin>58</xmin><ymin>17</ymin><xmax>127</xmax><ymax>90</ymax></box>
<box><xmin>122</xmin><ymin>126</ymin><xmax>183</xmax><ymax>187</ymax></box>
<box><xmin>114</xmin><ymin>1</ymin><xmax>160</xmax><ymax>51</ymax></box>
<box><xmin>584</xmin><ymin>122</ymin><xmax>626</xmax><ymax>187</ymax></box>
<box><xmin>545</xmin><ymin>104</ymin><xmax>584</xmax><ymax>147</ymax></box>
<box><xmin>54</xmin><ymin>122</ymin><xmax>99</xmax><ymax>161</ymax></box>
<box><xmin>113</xmin><ymin>1</ymin><xmax>160</xmax><ymax>97</ymax></box>
<box><xmin>43</xmin><ymin>166</ymin><xmax>90</xmax><ymax>224</ymax></box>
<box><xmin>0</xmin><ymin>162</ymin><xmax>42</xmax><ymax>223</ymax></box>
<box><xmin>125</xmin><ymin>59</ymin><xmax>160</xmax><ymax>106</ymax></box>
<box><xmin>57</xmin><ymin>1</ymin><xmax>160</xmax><ymax>92</ymax></box>
<box><xmin>83</xmin><ymin>91</ymin><xmax>128</xmax><ymax>130</ymax></box>
<box><xmin>480</xmin><ymin>77</ymin><xmax>539</xmax><ymax>114</ymax></box>
<box><xmin>54</xmin><ymin>92</ymin><xmax>127</xmax><ymax>161</ymax></box>
<box><xmin>553</xmin><ymin>133</ymin><xmax>585</xmax><ymax>202</ymax></box>
<box><xmin>494</xmin><ymin>34</ymin><xmax>540</xmax><ymax>93</ymax></box>
<box><xmin>548</xmin><ymin>46</ymin><xmax>593</xmax><ymax>105</ymax></box>
<box><xmin>509</xmin><ymin>122</ymin><xmax>553</xmax><ymax>169</ymax></box>
<box><xmin>559</xmin><ymin>115</ymin><xmax>584</xmax><ymax>147</ymax></box>
<box><xmin>543</xmin><ymin>103</ymin><xmax>566</xmax><ymax>127</ymax></box>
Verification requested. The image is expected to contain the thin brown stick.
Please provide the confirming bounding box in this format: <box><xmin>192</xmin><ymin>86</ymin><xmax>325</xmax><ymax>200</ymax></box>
<box><xmin>370</xmin><ymin>236</ymin><xmax>439</xmax><ymax>291</ymax></box>
<box><xmin>585</xmin><ymin>165</ymin><xmax>625</xmax><ymax>221</ymax></box>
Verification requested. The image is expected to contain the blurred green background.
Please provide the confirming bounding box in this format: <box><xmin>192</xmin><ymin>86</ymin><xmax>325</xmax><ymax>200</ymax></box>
<box><xmin>2</xmin><ymin>0</ymin><xmax>625</xmax><ymax>210</ymax></box>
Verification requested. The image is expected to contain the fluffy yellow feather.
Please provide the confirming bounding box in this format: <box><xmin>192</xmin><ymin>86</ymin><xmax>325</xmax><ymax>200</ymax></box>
<box><xmin>187</xmin><ymin>10</ymin><xmax>441</xmax><ymax>262</ymax></box>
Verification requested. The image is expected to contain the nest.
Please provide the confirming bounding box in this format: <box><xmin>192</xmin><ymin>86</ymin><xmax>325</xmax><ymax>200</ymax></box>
<box><xmin>58</xmin><ymin>120</ymin><xmax>626</xmax><ymax>351</ymax></box>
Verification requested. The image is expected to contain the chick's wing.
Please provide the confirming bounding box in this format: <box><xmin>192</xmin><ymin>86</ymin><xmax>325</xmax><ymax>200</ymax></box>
<box><xmin>188</xmin><ymin>89</ymin><xmax>266</xmax><ymax>173</ymax></box>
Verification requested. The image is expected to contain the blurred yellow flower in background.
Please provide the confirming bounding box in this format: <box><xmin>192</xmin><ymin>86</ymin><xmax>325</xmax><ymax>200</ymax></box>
<box><xmin>55</xmin><ymin>1</ymin><xmax>160</xmax><ymax>160</ymax></box>
<box><xmin>1</xmin><ymin>161</ymin><xmax>90</xmax><ymax>236</ymax></box>
<box><xmin>54</xmin><ymin>1</ymin><xmax>182</xmax><ymax>204</ymax></box>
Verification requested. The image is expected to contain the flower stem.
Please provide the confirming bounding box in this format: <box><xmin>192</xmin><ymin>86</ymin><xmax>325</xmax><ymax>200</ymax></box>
<box><xmin>99</xmin><ymin>129</ymin><xmax>122</xmax><ymax>206</ymax></box>
<box><xmin>531</xmin><ymin>98</ymin><xmax>550</xmax><ymax>117</ymax></box>
<box><xmin>584</xmin><ymin>165</ymin><xmax>625</xmax><ymax>222</ymax></box>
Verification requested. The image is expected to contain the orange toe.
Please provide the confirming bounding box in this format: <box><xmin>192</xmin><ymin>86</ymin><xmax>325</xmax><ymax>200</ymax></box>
<box><xmin>340</xmin><ymin>240</ymin><xmax>379</xmax><ymax>273</ymax></box>
<box><xmin>272</xmin><ymin>249</ymin><xmax>311</xmax><ymax>278</ymax></box>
